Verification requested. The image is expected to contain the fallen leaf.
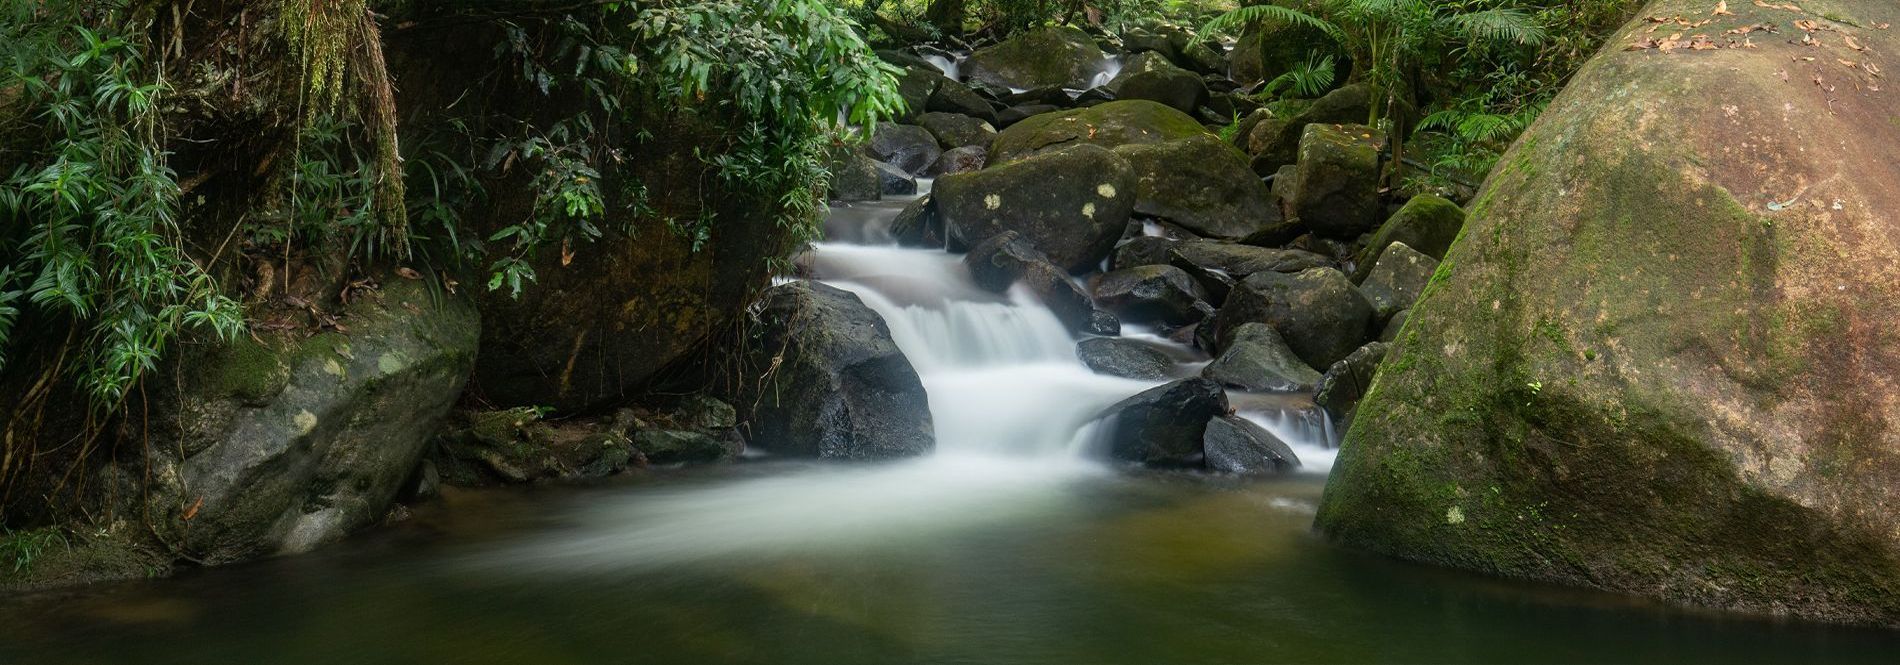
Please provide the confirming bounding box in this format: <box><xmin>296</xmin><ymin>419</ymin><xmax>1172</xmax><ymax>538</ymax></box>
<box><xmin>1839</xmin><ymin>58</ymin><xmax>1859</xmax><ymax>67</ymax></box>
<box><xmin>396</xmin><ymin>267</ymin><xmax>422</xmax><ymax>280</ymax></box>
<box><xmin>1753</xmin><ymin>0</ymin><xmax>1803</xmax><ymax>10</ymax></box>
<box><xmin>1713</xmin><ymin>0</ymin><xmax>1733</xmax><ymax>15</ymax></box>
<box><xmin>1843</xmin><ymin>34</ymin><xmax>1865</xmax><ymax>50</ymax></box>
<box><xmin>183</xmin><ymin>496</ymin><xmax>204</xmax><ymax>521</ymax></box>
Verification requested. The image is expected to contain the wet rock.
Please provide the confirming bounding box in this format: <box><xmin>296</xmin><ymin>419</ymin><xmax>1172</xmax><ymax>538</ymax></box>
<box><xmin>1203</xmin><ymin>415</ymin><xmax>1300</xmax><ymax>475</ymax></box>
<box><xmin>965</xmin><ymin>26</ymin><xmax>1107</xmax><ymax>90</ymax></box>
<box><xmin>937</xmin><ymin>144</ymin><xmax>1136</xmax><ymax>272</ymax></box>
<box><xmin>1113</xmin><ymin>134</ymin><xmax>1279</xmax><ymax>239</ymax></box>
<box><xmin>1171</xmin><ymin>241</ymin><xmax>1330</xmax><ymax>279</ymax></box>
<box><xmin>1314</xmin><ymin>341</ymin><xmax>1387</xmax><ymax>428</ymax></box>
<box><xmin>1290</xmin><ymin>124</ymin><xmax>1381</xmax><ymax>239</ymax></box>
<box><xmin>889</xmin><ymin>196</ymin><xmax>945</xmax><ymax>248</ymax></box>
<box><xmin>990</xmin><ymin>100</ymin><xmax>1207</xmax><ymax>164</ymax></box>
<box><xmin>917</xmin><ymin>111</ymin><xmax>996</xmax><ymax>150</ymax></box>
<box><xmin>926</xmin><ymin>79</ymin><xmax>1000</xmax><ymax>124</ymax></box>
<box><xmin>143</xmin><ymin>276</ymin><xmax>478</xmax><ymax>563</ymax></box>
<box><xmin>1092</xmin><ymin>265</ymin><xmax>1213</xmax><ymax>326</ymax></box>
<box><xmin>1114</xmin><ymin>67</ymin><xmax>1209</xmax><ymax>115</ymax></box>
<box><xmin>964</xmin><ymin>231</ymin><xmax>1115</xmax><ymax>337</ymax></box>
<box><xmin>868</xmin><ymin>123</ymin><xmax>943</xmax><ymax>176</ymax></box>
<box><xmin>742</xmin><ymin>282</ymin><xmax>935</xmax><ymax>460</ymax></box>
<box><xmin>1202</xmin><ymin>322</ymin><xmax>1322</xmax><ymax>392</ymax></box>
<box><xmin>1351</xmin><ymin>194</ymin><xmax>1465</xmax><ymax>282</ymax></box>
<box><xmin>925</xmin><ymin>145</ymin><xmax>988</xmax><ymax>177</ymax></box>
<box><xmin>437</xmin><ymin>407</ymin><xmax>645</xmax><ymax>487</ymax></box>
<box><xmin>634</xmin><ymin>429</ymin><xmax>742</xmax><ymax>466</ymax></box>
<box><xmin>1076</xmin><ymin>337</ymin><xmax>1173</xmax><ymax>380</ymax></box>
<box><xmin>873</xmin><ymin>160</ymin><xmax>917</xmax><ymax>196</ymax></box>
<box><xmin>1111</xmin><ymin>235</ymin><xmax>1179</xmax><ymax>270</ymax></box>
<box><xmin>1215</xmin><ymin>267</ymin><xmax>1372</xmax><ymax>370</ymax></box>
<box><xmin>1102</xmin><ymin>51</ymin><xmax>1177</xmax><ymax>95</ymax></box>
<box><xmin>963</xmin><ymin>230</ymin><xmax>1048</xmax><ymax>292</ymax></box>
<box><xmin>1096</xmin><ymin>378</ymin><xmax>1230</xmax><ymax>467</ymax></box>
<box><xmin>828</xmin><ymin>150</ymin><xmax>882</xmax><ymax>202</ymax></box>
<box><xmin>1358</xmin><ymin>242</ymin><xmax>1438</xmax><ymax>323</ymax></box>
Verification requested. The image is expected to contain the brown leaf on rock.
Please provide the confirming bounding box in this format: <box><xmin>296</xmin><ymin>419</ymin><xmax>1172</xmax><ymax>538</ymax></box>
<box><xmin>1753</xmin><ymin>0</ymin><xmax>1803</xmax><ymax>10</ymax></box>
<box><xmin>1713</xmin><ymin>1</ymin><xmax>1734</xmax><ymax>16</ymax></box>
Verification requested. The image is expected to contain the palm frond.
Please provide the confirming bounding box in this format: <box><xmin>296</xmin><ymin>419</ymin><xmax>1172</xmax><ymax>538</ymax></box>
<box><xmin>1446</xmin><ymin>8</ymin><xmax>1547</xmax><ymax>46</ymax></box>
<box><xmin>1203</xmin><ymin>3</ymin><xmax>1343</xmax><ymax>41</ymax></box>
<box><xmin>1264</xmin><ymin>52</ymin><xmax>1337</xmax><ymax>98</ymax></box>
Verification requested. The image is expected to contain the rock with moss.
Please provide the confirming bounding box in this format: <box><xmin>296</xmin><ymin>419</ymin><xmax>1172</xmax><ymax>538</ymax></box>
<box><xmin>1077</xmin><ymin>337</ymin><xmax>1174</xmax><ymax>380</ymax></box>
<box><xmin>827</xmin><ymin>149</ymin><xmax>883</xmax><ymax>202</ymax></box>
<box><xmin>1202</xmin><ymin>322</ymin><xmax>1322</xmax><ymax>393</ymax></box>
<box><xmin>1112</xmin><ymin>134</ymin><xmax>1280</xmax><ymax>239</ymax></box>
<box><xmin>989</xmin><ymin>100</ymin><xmax>1209</xmax><ymax>164</ymax></box>
<box><xmin>135</xmin><ymin>275</ymin><xmax>478</xmax><ymax>564</ymax></box>
<box><xmin>1316</xmin><ymin>0</ymin><xmax>1900</xmax><ymax>627</ymax></box>
<box><xmin>1312</xmin><ymin>341</ymin><xmax>1386</xmax><ymax>428</ymax></box>
<box><xmin>1290</xmin><ymin>124</ymin><xmax>1381</xmax><ymax>239</ymax></box>
<box><xmin>1350</xmin><ymin>194</ymin><xmax>1466</xmax><ymax>282</ymax></box>
<box><xmin>1114</xmin><ymin>68</ymin><xmax>1208</xmax><ymax>115</ymax></box>
<box><xmin>868</xmin><ymin>123</ymin><xmax>943</xmax><ymax>176</ymax></box>
<box><xmin>741</xmin><ymin>282</ymin><xmax>934</xmax><ymax>460</ymax></box>
<box><xmin>918</xmin><ymin>112</ymin><xmax>997</xmax><ymax>150</ymax></box>
<box><xmin>937</xmin><ymin>144</ymin><xmax>1136</xmax><ymax>272</ymax></box>
<box><xmin>1358</xmin><ymin>242</ymin><xmax>1438</xmax><ymax>323</ymax></box>
<box><xmin>927</xmin><ymin>78</ymin><xmax>1000</xmax><ymax>124</ymax></box>
<box><xmin>1229</xmin><ymin>23</ymin><xmax>1349</xmax><ymax>86</ymax></box>
<box><xmin>1102</xmin><ymin>51</ymin><xmax>1178</xmax><ymax>95</ymax></box>
<box><xmin>1244</xmin><ymin>84</ymin><xmax>1377</xmax><ymax>174</ymax></box>
<box><xmin>1092</xmin><ymin>265</ymin><xmax>1213</xmax><ymax>326</ymax></box>
<box><xmin>1214</xmin><ymin>267</ymin><xmax>1371</xmax><ymax>370</ymax></box>
<box><xmin>965</xmin><ymin>26</ymin><xmax>1108</xmax><ymax>91</ymax></box>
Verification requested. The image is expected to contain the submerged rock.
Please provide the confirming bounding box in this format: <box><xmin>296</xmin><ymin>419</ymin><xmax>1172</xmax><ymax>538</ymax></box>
<box><xmin>1203</xmin><ymin>415</ymin><xmax>1300</xmax><ymax>475</ymax></box>
<box><xmin>1317</xmin><ymin>1</ymin><xmax>1900</xmax><ymax>625</ymax></box>
<box><xmin>1202</xmin><ymin>323</ymin><xmax>1322</xmax><ymax>392</ymax></box>
<box><xmin>742</xmin><ymin>282</ymin><xmax>935</xmax><ymax>460</ymax></box>
<box><xmin>1076</xmin><ymin>337</ymin><xmax>1174</xmax><ymax>380</ymax></box>
<box><xmin>1096</xmin><ymin>378</ymin><xmax>1230</xmax><ymax>467</ymax></box>
<box><xmin>937</xmin><ymin>144</ymin><xmax>1136</xmax><ymax>272</ymax></box>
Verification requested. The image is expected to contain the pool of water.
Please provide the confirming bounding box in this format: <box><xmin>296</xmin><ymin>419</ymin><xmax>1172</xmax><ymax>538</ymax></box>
<box><xmin>2</xmin><ymin>459</ymin><xmax>1896</xmax><ymax>665</ymax></box>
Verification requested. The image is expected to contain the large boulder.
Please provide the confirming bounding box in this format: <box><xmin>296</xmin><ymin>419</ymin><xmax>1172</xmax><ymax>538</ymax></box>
<box><xmin>827</xmin><ymin>149</ymin><xmax>883</xmax><ymax>203</ymax></box>
<box><xmin>1244</xmin><ymin>84</ymin><xmax>1377</xmax><ymax>174</ymax></box>
<box><xmin>1102</xmin><ymin>51</ymin><xmax>1179</xmax><ymax>95</ymax></box>
<box><xmin>1112</xmin><ymin>134</ymin><xmax>1280</xmax><ymax>239</ymax></box>
<box><xmin>1357</xmin><ymin>242</ymin><xmax>1438</xmax><ymax>323</ymax></box>
<box><xmin>1214</xmin><ymin>267</ymin><xmax>1372</xmax><ymax>370</ymax></box>
<box><xmin>741</xmin><ymin>282</ymin><xmax>935</xmax><ymax>460</ymax></box>
<box><xmin>1203</xmin><ymin>415</ymin><xmax>1300</xmax><ymax>475</ymax></box>
<box><xmin>144</xmin><ymin>276</ymin><xmax>478</xmax><ymax>564</ymax></box>
<box><xmin>1350</xmin><ymin>194</ymin><xmax>1466</xmax><ymax>282</ymax></box>
<box><xmin>1229</xmin><ymin>24</ymin><xmax>1345</xmax><ymax>86</ymax></box>
<box><xmin>989</xmin><ymin>100</ymin><xmax>1207</xmax><ymax>164</ymax></box>
<box><xmin>1317</xmin><ymin>0</ymin><xmax>1900</xmax><ymax>627</ymax></box>
<box><xmin>1095</xmin><ymin>378</ymin><xmax>1230</xmax><ymax>467</ymax></box>
<box><xmin>1092</xmin><ymin>265</ymin><xmax>1213</xmax><ymax>326</ymax></box>
<box><xmin>1290</xmin><ymin>123</ymin><xmax>1381</xmax><ymax>239</ymax></box>
<box><xmin>927</xmin><ymin>79</ymin><xmax>1000</xmax><ymax>124</ymax></box>
<box><xmin>868</xmin><ymin>123</ymin><xmax>943</xmax><ymax>176</ymax></box>
<box><xmin>918</xmin><ymin>112</ymin><xmax>997</xmax><ymax>150</ymax></box>
<box><xmin>1202</xmin><ymin>322</ymin><xmax>1322</xmax><ymax>393</ymax></box>
<box><xmin>937</xmin><ymin>144</ymin><xmax>1136</xmax><ymax>272</ymax></box>
<box><xmin>965</xmin><ymin>26</ymin><xmax>1108</xmax><ymax>90</ymax></box>
<box><xmin>1114</xmin><ymin>68</ymin><xmax>1209</xmax><ymax>115</ymax></box>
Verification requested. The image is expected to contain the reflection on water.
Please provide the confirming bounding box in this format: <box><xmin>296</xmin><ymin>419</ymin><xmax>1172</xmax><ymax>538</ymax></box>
<box><xmin>2</xmin><ymin>466</ymin><xmax>1897</xmax><ymax>665</ymax></box>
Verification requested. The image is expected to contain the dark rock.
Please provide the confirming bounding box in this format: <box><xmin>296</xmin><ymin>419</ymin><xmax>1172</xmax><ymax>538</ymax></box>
<box><xmin>1114</xmin><ymin>68</ymin><xmax>1209</xmax><ymax>115</ymax></box>
<box><xmin>1076</xmin><ymin>337</ymin><xmax>1173</xmax><ymax>380</ymax></box>
<box><xmin>873</xmin><ymin>160</ymin><xmax>917</xmax><ymax>196</ymax></box>
<box><xmin>1112</xmin><ymin>134</ymin><xmax>1279</xmax><ymax>239</ymax></box>
<box><xmin>1240</xmin><ymin>219</ymin><xmax>1307</xmax><ymax>249</ymax></box>
<box><xmin>1215</xmin><ymin>267</ymin><xmax>1372</xmax><ymax>370</ymax></box>
<box><xmin>1170</xmin><ymin>241</ymin><xmax>1330</xmax><ymax>278</ymax></box>
<box><xmin>963</xmin><ymin>230</ymin><xmax>1048</xmax><ymax>292</ymax></box>
<box><xmin>995</xmin><ymin>104</ymin><xmax>1063</xmax><ymax>128</ymax></box>
<box><xmin>893</xmin><ymin>66</ymin><xmax>942</xmax><ymax>123</ymax></box>
<box><xmin>1111</xmin><ymin>235</ymin><xmax>1179</xmax><ymax>270</ymax></box>
<box><xmin>1170</xmin><ymin>33</ymin><xmax>1227</xmax><ymax>75</ymax></box>
<box><xmin>143</xmin><ymin>276</ymin><xmax>477</xmax><ymax>563</ymax></box>
<box><xmin>1168</xmin><ymin>255</ymin><xmax>1235</xmax><ymax>305</ymax></box>
<box><xmin>1120</xmin><ymin>29</ymin><xmax>1180</xmax><ymax>63</ymax></box>
<box><xmin>1350</xmin><ymin>194</ymin><xmax>1465</xmax><ymax>281</ymax></box>
<box><xmin>634</xmin><ymin>429</ymin><xmax>742</xmax><ymax>465</ymax></box>
<box><xmin>1102</xmin><ymin>51</ymin><xmax>1177</xmax><ymax>95</ymax></box>
<box><xmin>937</xmin><ymin>144</ymin><xmax>1136</xmax><ymax>272</ymax></box>
<box><xmin>964</xmin><ymin>231</ymin><xmax>1116</xmax><ymax>336</ymax></box>
<box><xmin>889</xmin><ymin>196</ymin><xmax>945</xmax><ymax>248</ymax></box>
<box><xmin>877</xmin><ymin>49</ymin><xmax>940</xmax><ymax>72</ymax></box>
<box><xmin>1229</xmin><ymin>23</ymin><xmax>1345</xmax><ymax>86</ymax></box>
<box><xmin>1000</xmin><ymin>86</ymin><xmax>1075</xmax><ymax>107</ymax></box>
<box><xmin>926</xmin><ymin>79</ymin><xmax>1000</xmax><ymax>124</ymax></box>
<box><xmin>1093</xmin><ymin>265</ymin><xmax>1213</xmax><ymax>326</ymax></box>
<box><xmin>868</xmin><ymin>123</ymin><xmax>944</xmax><ymax>176</ymax></box>
<box><xmin>828</xmin><ymin>150</ymin><xmax>882</xmax><ymax>202</ymax></box>
<box><xmin>965</xmin><ymin>26</ymin><xmax>1108</xmax><ymax>90</ymax></box>
<box><xmin>1290</xmin><ymin>124</ymin><xmax>1381</xmax><ymax>239</ymax></box>
<box><xmin>1203</xmin><ymin>415</ymin><xmax>1300</xmax><ymax>475</ymax></box>
<box><xmin>990</xmin><ymin>100</ymin><xmax>1207</xmax><ymax>164</ymax></box>
<box><xmin>1358</xmin><ymin>242</ymin><xmax>1438</xmax><ymax>323</ymax></box>
<box><xmin>1202</xmin><ymin>322</ymin><xmax>1323</xmax><ymax>392</ymax></box>
<box><xmin>1096</xmin><ymin>378</ymin><xmax>1229</xmax><ymax>467</ymax></box>
<box><xmin>917</xmin><ymin>112</ymin><xmax>997</xmax><ymax>150</ymax></box>
<box><xmin>925</xmin><ymin>145</ymin><xmax>988</xmax><ymax>176</ymax></box>
<box><xmin>1378</xmin><ymin>308</ymin><xmax>1408</xmax><ymax>343</ymax></box>
<box><xmin>742</xmin><ymin>282</ymin><xmax>935</xmax><ymax>460</ymax></box>
<box><xmin>1314</xmin><ymin>341</ymin><xmax>1387</xmax><ymax>427</ymax></box>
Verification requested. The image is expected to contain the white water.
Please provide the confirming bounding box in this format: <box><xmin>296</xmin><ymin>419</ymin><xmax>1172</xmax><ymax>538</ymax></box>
<box><xmin>923</xmin><ymin>53</ymin><xmax>961</xmax><ymax>81</ymax></box>
<box><xmin>477</xmin><ymin>187</ymin><xmax>1340</xmax><ymax>573</ymax></box>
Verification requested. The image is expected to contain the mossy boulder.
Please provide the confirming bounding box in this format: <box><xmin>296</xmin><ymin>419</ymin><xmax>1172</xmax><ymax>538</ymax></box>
<box><xmin>1213</xmin><ymin>267</ymin><xmax>1372</xmax><ymax>370</ymax></box>
<box><xmin>1102</xmin><ymin>51</ymin><xmax>1178</xmax><ymax>95</ymax></box>
<box><xmin>965</xmin><ymin>26</ymin><xmax>1108</xmax><ymax>91</ymax></box>
<box><xmin>1358</xmin><ymin>242</ymin><xmax>1438</xmax><ymax>323</ymax></box>
<box><xmin>918</xmin><ymin>112</ymin><xmax>997</xmax><ymax>150</ymax></box>
<box><xmin>144</xmin><ymin>275</ymin><xmax>478</xmax><ymax>564</ymax></box>
<box><xmin>1115</xmin><ymin>68</ymin><xmax>1209</xmax><ymax>115</ymax></box>
<box><xmin>1350</xmin><ymin>194</ymin><xmax>1465</xmax><ymax>282</ymax></box>
<box><xmin>1290</xmin><ymin>123</ymin><xmax>1382</xmax><ymax>239</ymax></box>
<box><xmin>869</xmin><ymin>122</ymin><xmax>943</xmax><ymax>176</ymax></box>
<box><xmin>740</xmin><ymin>282</ymin><xmax>935</xmax><ymax>460</ymax></box>
<box><xmin>1228</xmin><ymin>23</ymin><xmax>1347</xmax><ymax>86</ymax></box>
<box><xmin>1202</xmin><ymin>322</ymin><xmax>1323</xmax><ymax>393</ymax></box>
<box><xmin>1244</xmin><ymin>84</ymin><xmax>1378</xmax><ymax>174</ymax></box>
<box><xmin>1113</xmin><ymin>134</ymin><xmax>1280</xmax><ymax>239</ymax></box>
<box><xmin>937</xmin><ymin>144</ymin><xmax>1136</xmax><ymax>272</ymax></box>
<box><xmin>1316</xmin><ymin>0</ymin><xmax>1900</xmax><ymax>627</ymax></box>
<box><xmin>989</xmin><ymin>100</ymin><xmax>1209</xmax><ymax>164</ymax></box>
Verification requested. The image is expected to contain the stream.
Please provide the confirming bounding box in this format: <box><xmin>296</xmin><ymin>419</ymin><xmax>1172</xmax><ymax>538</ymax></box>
<box><xmin>2</xmin><ymin>187</ymin><xmax>1898</xmax><ymax>664</ymax></box>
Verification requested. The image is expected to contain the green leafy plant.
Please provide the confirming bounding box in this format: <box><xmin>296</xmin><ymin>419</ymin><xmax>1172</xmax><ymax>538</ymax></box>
<box><xmin>1261</xmin><ymin>52</ymin><xmax>1337</xmax><ymax>98</ymax></box>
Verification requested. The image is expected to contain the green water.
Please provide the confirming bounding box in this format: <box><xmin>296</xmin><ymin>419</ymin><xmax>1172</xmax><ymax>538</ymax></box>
<box><xmin>1</xmin><ymin>461</ymin><xmax>1895</xmax><ymax>664</ymax></box>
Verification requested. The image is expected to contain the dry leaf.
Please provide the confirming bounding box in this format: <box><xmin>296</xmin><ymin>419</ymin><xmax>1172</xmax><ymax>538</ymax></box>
<box><xmin>1843</xmin><ymin>34</ymin><xmax>1864</xmax><ymax>50</ymax></box>
<box><xmin>1753</xmin><ymin>0</ymin><xmax>1803</xmax><ymax>10</ymax></box>
<box><xmin>396</xmin><ymin>267</ymin><xmax>422</xmax><ymax>280</ymax></box>
<box><xmin>1713</xmin><ymin>1</ymin><xmax>1733</xmax><ymax>15</ymax></box>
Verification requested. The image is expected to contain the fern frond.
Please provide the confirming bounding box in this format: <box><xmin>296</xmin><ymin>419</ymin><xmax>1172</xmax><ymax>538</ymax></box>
<box><xmin>1446</xmin><ymin>8</ymin><xmax>1547</xmax><ymax>46</ymax></box>
<box><xmin>1203</xmin><ymin>3</ymin><xmax>1342</xmax><ymax>41</ymax></box>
